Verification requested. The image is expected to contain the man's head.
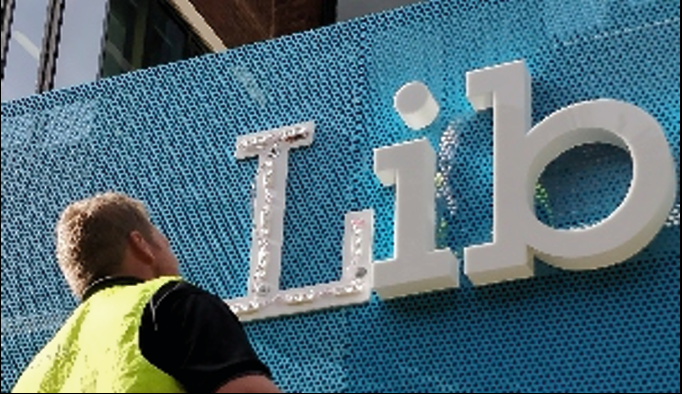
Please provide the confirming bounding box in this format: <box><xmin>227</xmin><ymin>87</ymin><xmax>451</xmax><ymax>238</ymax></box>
<box><xmin>55</xmin><ymin>192</ymin><xmax>180</xmax><ymax>299</ymax></box>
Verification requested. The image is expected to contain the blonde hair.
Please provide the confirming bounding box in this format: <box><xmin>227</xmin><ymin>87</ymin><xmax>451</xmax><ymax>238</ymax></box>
<box><xmin>55</xmin><ymin>192</ymin><xmax>155</xmax><ymax>298</ymax></box>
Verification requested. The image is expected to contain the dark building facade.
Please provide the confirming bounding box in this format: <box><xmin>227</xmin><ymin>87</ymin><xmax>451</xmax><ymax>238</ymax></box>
<box><xmin>0</xmin><ymin>0</ymin><xmax>417</xmax><ymax>102</ymax></box>
<box><xmin>1</xmin><ymin>0</ymin><xmax>219</xmax><ymax>102</ymax></box>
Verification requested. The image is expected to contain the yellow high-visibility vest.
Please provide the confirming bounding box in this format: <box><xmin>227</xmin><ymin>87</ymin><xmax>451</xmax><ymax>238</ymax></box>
<box><xmin>12</xmin><ymin>276</ymin><xmax>185</xmax><ymax>393</ymax></box>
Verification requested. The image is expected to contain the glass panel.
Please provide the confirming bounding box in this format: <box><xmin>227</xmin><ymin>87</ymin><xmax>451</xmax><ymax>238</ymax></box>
<box><xmin>1</xmin><ymin>0</ymin><xmax>50</xmax><ymax>102</ymax></box>
<box><xmin>100</xmin><ymin>0</ymin><xmax>141</xmax><ymax>78</ymax></box>
<box><xmin>184</xmin><ymin>36</ymin><xmax>205</xmax><ymax>58</ymax></box>
<box><xmin>52</xmin><ymin>0</ymin><xmax>108</xmax><ymax>90</ymax></box>
<box><xmin>99</xmin><ymin>0</ymin><xmax>207</xmax><ymax>79</ymax></box>
<box><xmin>142</xmin><ymin>0</ymin><xmax>186</xmax><ymax>68</ymax></box>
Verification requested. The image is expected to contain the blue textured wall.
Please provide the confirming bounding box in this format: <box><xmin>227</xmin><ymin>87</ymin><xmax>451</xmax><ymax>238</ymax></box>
<box><xmin>1</xmin><ymin>0</ymin><xmax>679</xmax><ymax>392</ymax></box>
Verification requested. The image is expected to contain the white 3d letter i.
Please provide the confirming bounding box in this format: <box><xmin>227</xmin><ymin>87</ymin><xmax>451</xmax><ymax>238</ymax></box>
<box><xmin>464</xmin><ymin>60</ymin><xmax>677</xmax><ymax>286</ymax></box>
<box><xmin>373</xmin><ymin>138</ymin><xmax>459</xmax><ymax>299</ymax></box>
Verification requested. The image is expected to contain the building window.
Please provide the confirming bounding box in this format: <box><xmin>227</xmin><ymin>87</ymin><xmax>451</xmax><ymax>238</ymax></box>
<box><xmin>100</xmin><ymin>0</ymin><xmax>209</xmax><ymax>79</ymax></box>
<box><xmin>1</xmin><ymin>0</ymin><xmax>209</xmax><ymax>102</ymax></box>
<box><xmin>52</xmin><ymin>0</ymin><xmax>109</xmax><ymax>90</ymax></box>
<box><xmin>1</xmin><ymin>0</ymin><xmax>51</xmax><ymax>102</ymax></box>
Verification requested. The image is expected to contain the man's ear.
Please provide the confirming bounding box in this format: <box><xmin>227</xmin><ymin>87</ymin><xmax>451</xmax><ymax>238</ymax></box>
<box><xmin>128</xmin><ymin>231</ymin><xmax>155</xmax><ymax>263</ymax></box>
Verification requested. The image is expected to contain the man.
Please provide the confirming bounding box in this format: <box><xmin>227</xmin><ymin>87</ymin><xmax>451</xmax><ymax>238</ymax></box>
<box><xmin>12</xmin><ymin>192</ymin><xmax>282</xmax><ymax>393</ymax></box>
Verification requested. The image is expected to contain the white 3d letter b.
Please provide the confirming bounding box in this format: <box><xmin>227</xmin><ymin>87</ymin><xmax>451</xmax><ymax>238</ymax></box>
<box><xmin>464</xmin><ymin>60</ymin><xmax>677</xmax><ymax>286</ymax></box>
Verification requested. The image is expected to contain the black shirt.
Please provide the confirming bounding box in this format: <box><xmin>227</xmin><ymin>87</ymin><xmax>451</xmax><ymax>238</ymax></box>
<box><xmin>82</xmin><ymin>277</ymin><xmax>271</xmax><ymax>393</ymax></box>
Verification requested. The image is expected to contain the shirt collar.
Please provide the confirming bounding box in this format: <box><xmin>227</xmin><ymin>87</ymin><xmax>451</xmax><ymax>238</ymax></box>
<box><xmin>81</xmin><ymin>276</ymin><xmax>144</xmax><ymax>302</ymax></box>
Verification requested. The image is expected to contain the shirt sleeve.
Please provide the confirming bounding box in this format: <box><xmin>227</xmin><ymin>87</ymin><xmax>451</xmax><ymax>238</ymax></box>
<box><xmin>138</xmin><ymin>280</ymin><xmax>272</xmax><ymax>393</ymax></box>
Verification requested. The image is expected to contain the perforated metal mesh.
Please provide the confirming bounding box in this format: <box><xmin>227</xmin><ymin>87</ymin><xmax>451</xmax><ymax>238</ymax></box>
<box><xmin>1</xmin><ymin>0</ymin><xmax>679</xmax><ymax>392</ymax></box>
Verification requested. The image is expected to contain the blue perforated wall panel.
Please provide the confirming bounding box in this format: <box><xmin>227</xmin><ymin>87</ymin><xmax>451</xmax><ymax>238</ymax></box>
<box><xmin>1</xmin><ymin>0</ymin><xmax>679</xmax><ymax>392</ymax></box>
